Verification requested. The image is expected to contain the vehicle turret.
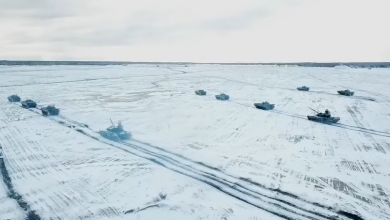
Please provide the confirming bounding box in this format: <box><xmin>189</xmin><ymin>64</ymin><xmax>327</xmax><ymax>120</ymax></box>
<box><xmin>99</xmin><ymin>120</ymin><xmax>131</xmax><ymax>141</ymax></box>
<box><xmin>215</xmin><ymin>93</ymin><xmax>229</xmax><ymax>100</ymax></box>
<box><xmin>297</xmin><ymin>86</ymin><xmax>310</xmax><ymax>91</ymax></box>
<box><xmin>254</xmin><ymin>101</ymin><xmax>275</xmax><ymax>110</ymax></box>
<box><xmin>21</xmin><ymin>99</ymin><xmax>37</xmax><ymax>108</ymax></box>
<box><xmin>337</xmin><ymin>90</ymin><xmax>354</xmax><ymax>96</ymax></box>
<box><xmin>41</xmin><ymin>105</ymin><xmax>60</xmax><ymax>116</ymax></box>
<box><xmin>195</xmin><ymin>90</ymin><xmax>207</xmax><ymax>96</ymax></box>
<box><xmin>7</xmin><ymin>95</ymin><xmax>21</xmax><ymax>102</ymax></box>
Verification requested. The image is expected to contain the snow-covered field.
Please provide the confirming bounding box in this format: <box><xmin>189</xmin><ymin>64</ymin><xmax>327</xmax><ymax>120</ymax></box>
<box><xmin>0</xmin><ymin>164</ymin><xmax>26</xmax><ymax>220</ymax></box>
<box><xmin>0</xmin><ymin>64</ymin><xmax>389</xmax><ymax>220</ymax></box>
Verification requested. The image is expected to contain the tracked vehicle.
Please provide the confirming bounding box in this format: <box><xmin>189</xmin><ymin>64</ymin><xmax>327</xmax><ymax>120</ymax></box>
<box><xmin>337</xmin><ymin>89</ymin><xmax>354</xmax><ymax>96</ymax></box>
<box><xmin>7</xmin><ymin>95</ymin><xmax>21</xmax><ymax>102</ymax></box>
<box><xmin>195</xmin><ymin>90</ymin><xmax>207</xmax><ymax>96</ymax></box>
<box><xmin>21</xmin><ymin>99</ymin><xmax>37</xmax><ymax>108</ymax></box>
<box><xmin>307</xmin><ymin>108</ymin><xmax>340</xmax><ymax>124</ymax></box>
<box><xmin>99</xmin><ymin>120</ymin><xmax>131</xmax><ymax>141</ymax></box>
<box><xmin>215</xmin><ymin>93</ymin><xmax>229</xmax><ymax>100</ymax></box>
<box><xmin>41</xmin><ymin>105</ymin><xmax>60</xmax><ymax>116</ymax></box>
<box><xmin>297</xmin><ymin>86</ymin><xmax>309</xmax><ymax>91</ymax></box>
<box><xmin>254</xmin><ymin>102</ymin><xmax>275</xmax><ymax>110</ymax></box>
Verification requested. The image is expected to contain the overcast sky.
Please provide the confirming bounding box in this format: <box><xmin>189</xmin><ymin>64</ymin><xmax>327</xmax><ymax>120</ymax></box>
<box><xmin>0</xmin><ymin>0</ymin><xmax>389</xmax><ymax>62</ymax></box>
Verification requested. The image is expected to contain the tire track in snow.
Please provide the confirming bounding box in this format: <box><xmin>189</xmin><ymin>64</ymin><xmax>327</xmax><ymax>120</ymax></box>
<box><xmin>66</xmin><ymin>133</ymin><xmax>336</xmax><ymax>220</ymax></box>
<box><xmin>0</xmin><ymin>107</ymin><xmax>122</xmax><ymax>219</ymax></box>
<box><xmin>14</xmin><ymin>105</ymin><xmax>366</xmax><ymax>220</ymax></box>
<box><xmin>0</xmin><ymin>108</ymin><xmax>41</xmax><ymax>220</ymax></box>
<box><xmin>346</xmin><ymin>106</ymin><xmax>386</xmax><ymax>154</ymax></box>
<box><xmin>226</xmin><ymin>100</ymin><xmax>390</xmax><ymax>138</ymax></box>
<box><xmin>0</xmin><ymin>67</ymin><xmax>196</xmax><ymax>88</ymax></box>
<box><xmin>0</xmin><ymin>77</ymin><xmax>126</xmax><ymax>88</ymax></box>
<box><xmin>0</xmin><ymin>157</ymin><xmax>40</xmax><ymax>220</ymax></box>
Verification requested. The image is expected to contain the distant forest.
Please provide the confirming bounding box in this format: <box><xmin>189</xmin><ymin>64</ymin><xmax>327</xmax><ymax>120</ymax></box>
<box><xmin>0</xmin><ymin>60</ymin><xmax>389</xmax><ymax>68</ymax></box>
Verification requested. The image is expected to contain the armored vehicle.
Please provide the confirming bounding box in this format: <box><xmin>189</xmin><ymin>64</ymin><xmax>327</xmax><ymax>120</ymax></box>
<box><xmin>254</xmin><ymin>102</ymin><xmax>275</xmax><ymax>110</ymax></box>
<box><xmin>7</xmin><ymin>95</ymin><xmax>21</xmax><ymax>102</ymax></box>
<box><xmin>297</xmin><ymin>86</ymin><xmax>310</xmax><ymax>91</ymax></box>
<box><xmin>307</xmin><ymin>108</ymin><xmax>340</xmax><ymax>124</ymax></box>
<box><xmin>41</xmin><ymin>105</ymin><xmax>60</xmax><ymax>116</ymax></box>
<box><xmin>99</xmin><ymin>120</ymin><xmax>131</xmax><ymax>141</ymax></box>
<box><xmin>21</xmin><ymin>99</ymin><xmax>37</xmax><ymax>108</ymax></box>
<box><xmin>337</xmin><ymin>89</ymin><xmax>354</xmax><ymax>96</ymax></box>
<box><xmin>195</xmin><ymin>90</ymin><xmax>207</xmax><ymax>95</ymax></box>
<box><xmin>215</xmin><ymin>93</ymin><xmax>229</xmax><ymax>100</ymax></box>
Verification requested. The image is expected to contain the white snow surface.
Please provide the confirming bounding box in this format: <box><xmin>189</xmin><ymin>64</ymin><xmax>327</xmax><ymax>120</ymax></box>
<box><xmin>0</xmin><ymin>166</ymin><xmax>26</xmax><ymax>220</ymax></box>
<box><xmin>0</xmin><ymin>64</ymin><xmax>389</xmax><ymax>220</ymax></box>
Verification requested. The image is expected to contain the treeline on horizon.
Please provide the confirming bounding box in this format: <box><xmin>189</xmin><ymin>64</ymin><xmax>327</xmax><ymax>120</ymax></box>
<box><xmin>0</xmin><ymin>60</ymin><xmax>389</xmax><ymax>68</ymax></box>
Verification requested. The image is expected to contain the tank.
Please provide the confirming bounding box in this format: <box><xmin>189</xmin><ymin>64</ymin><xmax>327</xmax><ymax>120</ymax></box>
<box><xmin>307</xmin><ymin>115</ymin><xmax>340</xmax><ymax>123</ymax></box>
<box><xmin>215</xmin><ymin>93</ymin><xmax>229</xmax><ymax>100</ymax></box>
<box><xmin>195</xmin><ymin>90</ymin><xmax>207</xmax><ymax>96</ymax></box>
<box><xmin>99</xmin><ymin>130</ymin><xmax>121</xmax><ymax>141</ymax></box>
<box><xmin>307</xmin><ymin>108</ymin><xmax>340</xmax><ymax>124</ymax></box>
<box><xmin>21</xmin><ymin>99</ymin><xmax>37</xmax><ymax>108</ymax></box>
<box><xmin>337</xmin><ymin>90</ymin><xmax>354</xmax><ymax>96</ymax></box>
<box><xmin>99</xmin><ymin>120</ymin><xmax>131</xmax><ymax>141</ymax></box>
<box><xmin>7</xmin><ymin>95</ymin><xmax>21</xmax><ymax>102</ymax></box>
<box><xmin>297</xmin><ymin>86</ymin><xmax>309</xmax><ymax>91</ymax></box>
<box><xmin>41</xmin><ymin>105</ymin><xmax>60</xmax><ymax>116</ymax></box>
<box><xmin>254</xmin><ymin>102</ymin><xmax>275</xmax><ymax>110</ymax></box>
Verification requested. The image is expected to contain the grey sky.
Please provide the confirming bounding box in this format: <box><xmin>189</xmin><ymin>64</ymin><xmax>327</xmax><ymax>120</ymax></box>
<box><xmin>0</xmin><ymin>0</ymin><xmax>389</xmax><ymax>62</ymax></box>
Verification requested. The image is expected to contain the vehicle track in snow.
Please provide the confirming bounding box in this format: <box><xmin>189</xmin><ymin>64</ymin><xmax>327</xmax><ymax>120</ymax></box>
<box><xmin>346</xmin><ymin>106</ymin><xmax>387</xmax><ymax>154</ymax></box>
<box><xmin>12</xmin><ymin>103</ymin><xmax>366</xmax><ymax>220</ymax></box>
<box><xmin>0</xmin><ymin>106</ymin><xmax>123</xmax><ymax>220</ymax></box>
<box><xmin>0</xmin><ymin>68</ymin><xmax>198</xmax><ymax>89</ymax></box>
<box><xmin>0</xmin><ymin>77</ymin><xmax>125</xmax><ymax>88</ymax></box>
<box><xmin>226</xmin><ymin>100</ymin><xmax>390</xmax><ymax>138</ymax></box>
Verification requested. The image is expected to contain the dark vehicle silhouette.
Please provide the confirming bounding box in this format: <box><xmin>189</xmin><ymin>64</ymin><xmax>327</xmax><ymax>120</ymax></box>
<box><xmin>297</xmin><ymin>86</ymin><xmax>309</xmax><ymax>91</ymax></box>
<box><xmin>8</xmin><ymin>95</ymin><xmax>21</xmax><ymax>102</ymax></box>
<box><xmin>41</xmin><ymin>105</ymin><xmax>60</xmax><ymax>116</ymax></box>
<box><xmin>307</xmin><ymin>108</ymin><xmax>340</xmax><ymax>124</ymax></box>
<box><xmin>337</xmin><ymin>90</ymin><xmax>354</xmax><ymax>96</ymax></box>
<box><xmin>195</xmin><ymin>90</ymin><xmax>207</xmax><ymax>95</ymax></box>
<box><xmin>99</xmin><ymin>120</ymin><xmax>131</xmax><ymax>141</ymax></box>
<box><xmin>215</xmin><ymin>93</ymin><xmax>229</xmax><ymax>100</ymax></box>
<box><xmin>254</xmin><ymin>102</ymin><xmax>275</xmax><ymax>110</ymax></box>
<box><xmin>21</xmin><ymin>99</ymin><xmax>37</xmax><ymax>108</ymax></box>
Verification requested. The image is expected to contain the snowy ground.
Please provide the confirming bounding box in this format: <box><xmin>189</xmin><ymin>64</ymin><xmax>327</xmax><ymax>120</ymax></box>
<box><xmin>0</xmin><ymin>164</ymin><xmax>26</xmax><ymax>220</ymax></box>
<box><xmin>0</xmin><ymin>64</ymin><xmax>389</xmax><ymax>220</ymax></box>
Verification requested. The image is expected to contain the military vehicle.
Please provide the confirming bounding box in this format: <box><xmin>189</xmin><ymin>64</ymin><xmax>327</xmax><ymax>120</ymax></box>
<box><xmin>195</xmin><ymin>90</ymin><xmax>207</xmax><ymax>95</ymax></box>
<box><xmin>337</xmin><ymin>89</ymin><xmax>354</xmax><ymax>96</ymax></box>
<box><xmin>297</xmin><ymin>86</ymin><xmax>310</xmax><ymax>91</ymax></box>
<box><xmin>7</xmin><ymin>95</ymin><xmax>21</xmax><ymax>102</ymax></box>
<box><xmin>41</xmin><ymin>105</ymin><xmax>60</xmax><ymax>116</ymax></box>
<box><xmin>254</xmin><ymin>102</ymin><xmax>275</xmax><ymax>110</ymax></box>
<box><xmin>307</xmin><ymin>108</ymin><xmax>340</xmax><ymax>124</ymax></box>
<box><xmin>215</xmin><ymin>93</ymin><xmax>229</xmax><ymax>100</ymax></box>
<box><xmin>99</xmin><ymin>120</ymin><xmax>131</xmax><ymax>141</ymax></box>
<box><xmin>21</xmin><ymin>99</ymin><xmax>37</xmax><ymax>108</ymax></box>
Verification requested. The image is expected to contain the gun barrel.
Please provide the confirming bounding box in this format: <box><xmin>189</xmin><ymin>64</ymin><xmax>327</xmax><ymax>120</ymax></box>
<box><xmin>309</xmin><ymin>107</ymin><xmax>319</xmax><ymax>113</ymax></box>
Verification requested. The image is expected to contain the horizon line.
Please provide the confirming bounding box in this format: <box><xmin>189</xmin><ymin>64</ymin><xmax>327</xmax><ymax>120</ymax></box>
<box><xmin>1</xmin><ymin>60</ymin><xmax>390</xmax><ymax>64</ymax></box>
